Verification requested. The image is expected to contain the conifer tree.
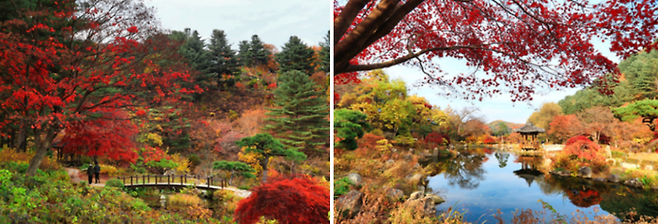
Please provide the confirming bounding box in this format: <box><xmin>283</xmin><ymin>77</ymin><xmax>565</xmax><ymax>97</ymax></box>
<box><xmin>169</xmin><ymin>28</ymin><xmax>212</xmax><ymax>91</ymax></box>
<box><xmin>265</xmin><ymin>70</ymin><xmax>329</xmax><ymax>155</ymax></box>
<box><xmin>318</xmin><ymin>31</ymin><xmax>330</xmax><ymax>73</ymax></box>
<box><xmin>248</xmin><ymin>35</ymin><xmax>270</xmax><ymax>67</ymax></box>
<box><xmin>207</xmin><ymin>29</ymin><xmax>239</xmax><ymax>90</ymax></box>
<box><xmin>237</xmin><ymin>40</ymin><xmax>251</xmax><ymax>67</ymax></box>
<box><xmin>276</xmin><ymin>36</ymin><xmax>316</xmax><ymax>75</ymax></box>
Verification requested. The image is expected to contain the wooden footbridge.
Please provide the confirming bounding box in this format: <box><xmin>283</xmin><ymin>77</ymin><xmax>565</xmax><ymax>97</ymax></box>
<box><xmin>119</xmin><ymin>175</ymin><xmax>227</xmax><ymax>191</ymax></box>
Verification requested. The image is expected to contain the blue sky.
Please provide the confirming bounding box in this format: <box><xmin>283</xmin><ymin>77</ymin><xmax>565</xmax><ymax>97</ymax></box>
<box><xmin>384</xmin><ymin>38</ymin><xmax>621</xmax><ymax>124</ymax></box>
<box><xmin>146</xmin><ymin>0</ymin><xmax>331</xmax><ymax>51</ymax></box>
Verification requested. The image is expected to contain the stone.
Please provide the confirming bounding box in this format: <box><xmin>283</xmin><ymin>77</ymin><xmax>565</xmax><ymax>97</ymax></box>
<box><xmin>403</xmin><ymin>154</ymin><xmax>413</xmax><ymax>161</ymax></box>
<box><xmin>347</xmin><ymin>173</ymin><xmax>362</xmax><ymax>186</ymax></box>
<box><xmin>413</xmin><ymin>163</ymin><xmax>421</xmax><ymax>169</ymax></box>
<box><xmin>624</xmin><ymin>178</ymin><xmax>643</xmax><ymax>188</ymax></box>
<box><xmin>336</xmin><ymin>190</ymin><xmax>363</xmax><ymax>218</ymax></box>
<box><xmin>426</xmin><ymin>193</ymin><xmax>445</xmax><ymax>205</ymax></box>
<box><xmin>386</xmin><ymin>159</ymin><xmax>395</xmax><ymax>166</ymax></box>
<box><xmin>385</xmin><ymin>188</ymin><xmax>404</xmax><ymax>200</ymax></box>
<box><xmin>593</xmin><ymin>177</ymin><xmax>606</xmax><ymax>182</ymax></box>
<box><xmin>409</xmin><ymin>191</ymin><xmax>424</xmax><ymax>200</ymax></box>
<box><xmin>409</xmin><ymin>148</ymin><xmax>415</xmax><ymax>154</ymax></box>
<box><xmin>391</xmin><ymin>148</ymin><xmax>398</xmax><ymax>153</ymax></box>
<box><xmin>578</xmin><ymin>167</ymin><xmax>592</xmax><ymax>178</ymax></box>
<box><xmin>407</xmin><ymin>173</ymin><xmax>425</xmax><ymax>184</ymax></box>
<box><xmin>607</xmin><ymin>174</ymin><xmax>621</xmax><ymax>183</ymax></box>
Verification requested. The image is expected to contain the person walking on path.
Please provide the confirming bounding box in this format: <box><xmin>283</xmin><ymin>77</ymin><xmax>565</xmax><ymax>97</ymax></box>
<box><xmin>87</xmin><ymin>164</ymin><xmax>94</xmax><ymax>184</ymax></box>
<box><xmin>94</xmin><ymin>162</ymin><xmax>101</xmax><ymax>184</ymax></box>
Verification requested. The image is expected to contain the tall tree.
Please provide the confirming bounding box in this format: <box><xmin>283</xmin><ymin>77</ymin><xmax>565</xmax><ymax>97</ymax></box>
<box><xmin>207</xmin><ymin>29</ymin><xmax>240</xmax><ymax>90</ymax></box>
<box><xmin>612</xmin><ymin>99</ymin><xmax>658</xmax><ymax>131</ymax></box>
<box><xmin>236</xmin><ymin>133</ymin><xmax>306</xmax><ymax>183</ymax></box>
<box><xmin>577</xmin><ymin>106</ymin><xmax>616</xmax><ymax>144</ymax></box>
<box><xmin>334</xmin><ymin>0</ymin><xmax>658</xmax><ymax>102</ymax></box>
<box><xmin>276</xmin><ymin>36</ymin><xmax>316</xmax><ymax>75</ymax></box>
<box><xmin>264</xmin><ymin>70</ymin><xmax>330</xmax><ymax>155</ymax></box>
<box><xmin>169</xmin><ymin>28</ymin><xmax>212</xmax><ymax>91</ymax></box>
<box><xmin>527</xmin><ymin>102</ymin><xmax>563</xmax><ymax>134</ymax></box>
<box><xmin>241</xmin><ymin>35</ymin><xmax>270</xmax><ymax>68</ymax></box>
<box><xmin>547</xmin><ymin>115</ymin><xmax>583</xmax><ymax>144</ymax></box>
<box><xmin>318</xmin><ymin>31</ymin><xmax>330</xmax><ymax>73</ymax></box>
<box><xmin>237</xmin><ymin>40</ymin><xmax>251</xmax><ymax>66</ymax></box>
<box><xmin>0</xmin><ymin>0</ymin><xmax>193</xmax><ymax>176</ymax></box>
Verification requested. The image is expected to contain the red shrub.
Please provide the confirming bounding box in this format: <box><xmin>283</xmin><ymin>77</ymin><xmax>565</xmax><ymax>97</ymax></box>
<box><xmin>483</xmin><ymin>136</ymin><xmax>497</xmax><ymax>144</ymax></box>
<box><xmin>565</xmin><ymin>135</ymin><xmax>591</xmax><ymax>146</ymax></box>
<box><xmin>234</xmin><ymin>175</ymin><xmax>329</xmax><ymax>224</ymax></box>
<box><xmin>425</xmin><ymin>132</ymin><xmax>450</xmax><ymax>146</ymax></box>
<box><xmin>563</xmin><ymin>139</ymin><xmax>604</xmax><ymax>163</ymax></box>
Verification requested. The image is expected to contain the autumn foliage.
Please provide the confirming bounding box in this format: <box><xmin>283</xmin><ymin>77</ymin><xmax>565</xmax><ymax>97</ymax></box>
<box><xmin>424</xmin><ymin>132</ymin><xmax>449</xmax><ymax>146</ymax></box>
<box><xmin>563</xmin><ymin>136</ymin><xmax>604</xmax><ymax>163</ymax></box>
<box><xmin>234</xmin><ymin>175</ymin><xmax>329</xmax><ymax>224</ymax></box>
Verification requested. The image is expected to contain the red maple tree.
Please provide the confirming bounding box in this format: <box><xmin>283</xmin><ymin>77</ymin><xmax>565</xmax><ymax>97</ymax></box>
<box><xmin>234</xmin><ymin>175</ymin><xmax>330</xmax><ymax>224</ymax></box>
<box><xmin>0</xmin><ymin>0</ymin><xmax>197</xmax><ymax>176</ymax></box>
<box><xmin>334</xmin><ymin>0</ymin><xmax>658</xmax><ymax>101</ymax></box>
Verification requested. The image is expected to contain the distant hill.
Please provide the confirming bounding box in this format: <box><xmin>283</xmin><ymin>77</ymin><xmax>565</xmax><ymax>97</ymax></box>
<box><xmin>487</xmin><ymin>120</ymin><xmax>524</xmax><ymax>135</ymax></box>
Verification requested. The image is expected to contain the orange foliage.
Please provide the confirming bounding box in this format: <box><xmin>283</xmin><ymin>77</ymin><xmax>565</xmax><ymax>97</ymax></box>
<box><xmin>234</xmin><ymin>175</ymin><xmax>329</xmax><ymax>224</ymax></box>
<box><xmin>356</xmin><ymin>133</ymin><xmax>385</xmax><ymax>157</ymax></box>
<box><xmin>237</xmin><ymin>108</ymin><xmax>266</xmax><ymax>137</ymax></box>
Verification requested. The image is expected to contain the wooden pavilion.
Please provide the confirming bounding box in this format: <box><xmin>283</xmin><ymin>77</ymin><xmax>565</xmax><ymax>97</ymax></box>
<box><xmin>514</xmin><ymin>122</ymin><xmax>545</xmax><ymax>150</ymax></box>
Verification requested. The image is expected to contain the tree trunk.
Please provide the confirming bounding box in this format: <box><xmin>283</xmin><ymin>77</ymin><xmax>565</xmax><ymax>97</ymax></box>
<box><xmin>16</xmin><ymin>121</ymin><xmax>28</xmax><ymax>153</ymax></box>
<box><xmin>260</xmin><ymin>156</ymin><xmax>269</xmax><ymax>183</ymax></box>
<box><xmin>26</xmin><ymin>128</ymin><xmax>56</xmax><ymax>176</ymax></box>
<box><xmin>229</xmin><ymin>170</ymin><xmax>234</xmax><ymax>186</ymax></box>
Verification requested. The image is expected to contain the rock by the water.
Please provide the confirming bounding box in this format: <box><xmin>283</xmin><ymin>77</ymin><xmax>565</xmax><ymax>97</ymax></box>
<box><xmin>624</xmin><ymin>178</ymin><xmax>644</xmax><ymax>188</ymax></box>
<box><xmin>426</xmin><ymin>193</ymin><xmax>445</xmax><ymax>204</ymax></box>
<box><xmin>385</xmin><ymin>188</ymin><xmax>404</xmax><ymax>200</ymax></box>
<box><xmin>593</xmin><ymin>177</ymin><xmax>606</xmax><ymax>182</ymax></box>
<box><xmin>413</xmin><ymin>163</ymin><xmax>421</xmax><ymax>169</ymax></box>
<box><xmin>347</xmin><ymin>173</ymin><xmax>362</xmax><ymax>186</ymax></box>
<box><xmin>407</xmin><ymin>173</ymin><xmax>425</xmax><ymax>184</ymax></box>
<box><xmin>608</xmin><ymin>174</ymin><xmax>621</xmax><ymax>183</ymax></box>
<box><xmin>578</xmin><ymin>167</ymin><xmax>592</xmax><ymax>178</ymax></box>
<box><xmin>336</xmin><ymin>190</ymin><xmax>363</xmax><ymax>218</ymax></box>
<box><xmin>409</xmin><ymin>191</ymin><xmax>424</xmax><ymax>200</ymax></box>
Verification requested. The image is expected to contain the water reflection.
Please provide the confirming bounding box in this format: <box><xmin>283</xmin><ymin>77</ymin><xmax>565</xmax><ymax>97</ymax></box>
<box><xmin>427</xmin><ymin>149</ymin><xmax>658</xmax><ymax>223</ymax></box>
<box><xmin>427</xmin><ymin>148</ymin><xmax>487</xmax><ymax>190</ymax></box>
<box><xmin>494</xmin><ymin>152</ymin><xmax>509</xmax><ymax>168</ymax></box>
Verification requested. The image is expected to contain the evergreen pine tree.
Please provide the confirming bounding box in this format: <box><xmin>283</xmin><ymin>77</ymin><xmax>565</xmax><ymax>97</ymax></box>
<box><xmin>318</xmin><ymin>31</ymin><xmax>330</xmax><ymax>73</ymax></box>
<box><xmin>275</xmin><ymin>36</ymin><xmax>316</xmax><ymax>75</ymax></box>
<box><xmin>264</xmin><ymin>70</ymin><xmax>329</xmax><ymax>155</ymax></box>
<box><xmin>169</xmin><ymin>28</ymin><xmax>212</xmax><ymax>92</ymax></box>
<box><xmin>248</xmin><ymin>35</ymin><xmax>270</xmax><ymax>67</ymax></box>
<box><xmin>207</xmin><ymin>29</ymin><xmax>239</xmax><ymax>90</ymax></box>
<box><xmin>238</xmin><ymin>40</ymin><xmax>251</xmax><ymax>67</ymax></box>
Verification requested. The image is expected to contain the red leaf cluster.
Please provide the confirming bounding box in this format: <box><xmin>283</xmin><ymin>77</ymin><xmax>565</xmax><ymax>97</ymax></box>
<box><xmin>234</xmin><ymin>175</ymin><xmax>329</xmax><ymax>224</ymax></box>
<box><xmin>425</xmin><ymin>132</ymin><xmax>450</xmax><ymax>146</ymax></box>
<box><xmin>565</xmin><ymin>135</ymin><xmax>591</xmax><ymax>146</ymax></box>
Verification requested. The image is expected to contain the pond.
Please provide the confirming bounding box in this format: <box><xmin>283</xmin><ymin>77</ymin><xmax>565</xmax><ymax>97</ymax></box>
<box><xmin>425</xmin><ymin>148</ymin><xmax>658</xmax><ymax>223</ymax></box>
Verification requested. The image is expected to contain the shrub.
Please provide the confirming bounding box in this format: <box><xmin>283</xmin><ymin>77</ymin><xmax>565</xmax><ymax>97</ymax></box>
<box><xmin>169</xmin><ymin>193</ymin><xmax>203</xmax><ymax>207</ymax></box>
<box><xmin>100</xmin><ymin>164</ymin><xmax>119</xmax><ymax>176</ymax></box>
<box><xmin>334</xmin><ymin>177</ymin><xmax>353</xmax><ymax>198</ymax></box>
<box><xmin>234</xmin><ymin>175</ymin><xmax>329</xmax><ymax>224</ymax></box>
<box><xmin>565</xmin><ymin>135</ymin><xmax>591</xmax><ymax>146</ymax></box>
<box><xmin>425</xmin><ymin>132</ymin><xmax>450</xmax><ymax>146</ymax></box>
<box><xmin>105</xmin><ymin>179</ymin><xmax>124</xmax><ymax>189</ymax></box>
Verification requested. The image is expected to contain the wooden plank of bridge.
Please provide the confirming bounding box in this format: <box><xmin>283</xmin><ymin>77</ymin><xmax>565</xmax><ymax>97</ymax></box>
<box><xmin>130</xmin><ymin>176</ymin><xmax>133</xmax><ymax>186</ymax></box>
<box><xmin>143</xmin><ymin>175</ymin><xmax>145</xmax><ymax>186</ymax></box>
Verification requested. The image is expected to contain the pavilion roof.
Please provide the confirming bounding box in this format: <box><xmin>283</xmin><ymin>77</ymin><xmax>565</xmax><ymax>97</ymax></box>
<box><xmin>514</xmin><ymin>122</ymin><xmax>546</xmax><ymax>134</ymax></box>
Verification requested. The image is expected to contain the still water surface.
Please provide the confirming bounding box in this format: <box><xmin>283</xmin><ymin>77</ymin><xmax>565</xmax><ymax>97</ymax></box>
<box><xmin>426</xmin><ymin>149</ymin><xmax>658</xmax><ymax>223</ymax></box>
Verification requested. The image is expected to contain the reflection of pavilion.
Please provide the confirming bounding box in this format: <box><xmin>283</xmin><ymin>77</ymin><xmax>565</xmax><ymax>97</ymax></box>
<box><xmin>514</xmin><ymin>122</ymin><xmax>545</xmax><ymax>150</ymax></box>
<box><xmin>513</xmin><ymin>155</ymin><xmax>543</xmax><ymax>187</ymax></box>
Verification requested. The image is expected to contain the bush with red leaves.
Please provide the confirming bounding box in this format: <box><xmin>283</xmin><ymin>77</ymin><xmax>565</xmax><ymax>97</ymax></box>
<box><xmin>425</xmin><ymin>132</ymin><xmax>450</xmax><ymax>146</ymax></box>
<box><xmin>234</xmin><ymin>175</ymin><xmax>329</xmax><ymax>224</ymax></box>
<box><xmin>565</xmin><ymin>135</ymin><xmax>591</xmax><ymax>146</ymax></box>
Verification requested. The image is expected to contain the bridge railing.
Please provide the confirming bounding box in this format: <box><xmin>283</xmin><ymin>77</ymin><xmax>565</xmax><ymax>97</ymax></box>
<box><xmin>119</xmin><ymin>175</ymin><xmax>226</xmax><ymax>189</ymax></box>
